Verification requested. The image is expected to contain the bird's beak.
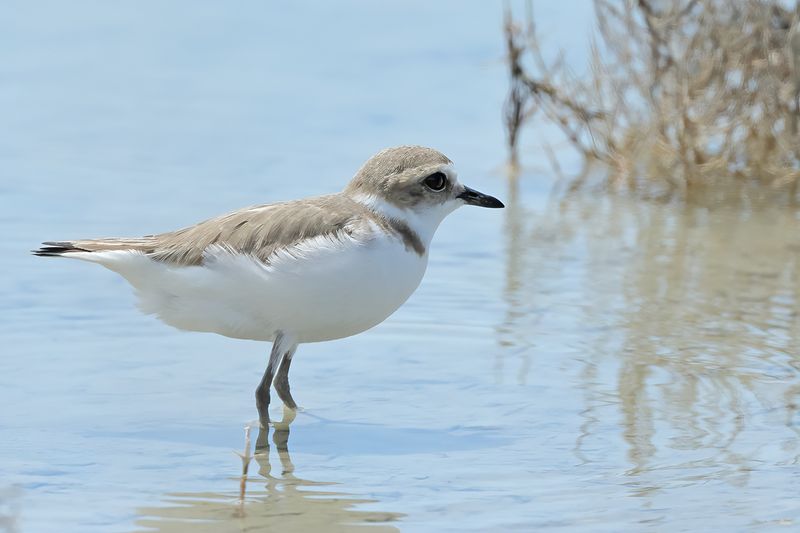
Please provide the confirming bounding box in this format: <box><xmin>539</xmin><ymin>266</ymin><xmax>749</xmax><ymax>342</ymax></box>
<box><xmin>457</xmin><ymin>185</ymin><xmax>505</xmax><ymax>208</ymax></box>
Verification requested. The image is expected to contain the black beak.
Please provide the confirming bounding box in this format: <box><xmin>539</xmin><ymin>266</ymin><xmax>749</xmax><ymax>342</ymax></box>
<box><xmin>457</xmin><ymin>186</ymin><xmax>505</xmax><ymax>208</ymax></box>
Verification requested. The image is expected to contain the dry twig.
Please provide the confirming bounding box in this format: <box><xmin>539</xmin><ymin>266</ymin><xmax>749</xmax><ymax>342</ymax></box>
<box><xmin>504</xmin><ymin>0</ymin><xmax>800</xmax><ymax>203</ymax></box>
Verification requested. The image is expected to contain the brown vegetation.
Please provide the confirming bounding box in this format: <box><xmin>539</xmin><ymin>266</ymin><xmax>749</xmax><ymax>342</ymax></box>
<box><xmin>504</xmin><ymin>0</ymin><xmax>800</xmax><ymax>203</ymax></box>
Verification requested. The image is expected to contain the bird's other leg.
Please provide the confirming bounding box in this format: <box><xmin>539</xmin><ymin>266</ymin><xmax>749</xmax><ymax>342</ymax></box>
<box><xmin>273</xmin><ymin>345</ymin><xmax>298</xmax><ymax>410</ymax></box>
<box><xmin>255</xmin><ymin>331</ymin><xmax>296</xmax><ymax>430</ymax></box>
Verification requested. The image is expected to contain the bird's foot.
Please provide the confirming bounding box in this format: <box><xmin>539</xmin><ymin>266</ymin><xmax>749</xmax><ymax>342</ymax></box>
<box><xmin>255</xmin><ymin>426</ymin><xmax>270</xmax><ymax>455</ymax></box>
<box><xmin>257</xmin><ymin>408</ymin><xmax>270</xmax><ymax>430</ymax></box>
<box><xmin>271</xmin><ymin>404</ymin><xmax>297</xmax><ymax>431</ymax></box>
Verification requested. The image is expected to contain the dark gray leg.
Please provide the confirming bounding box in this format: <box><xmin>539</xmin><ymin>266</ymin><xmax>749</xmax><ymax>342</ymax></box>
<box><xmin>255</xmin><ymin>332</ymin><xmax>295</xmax><ymax>429</ymax></box>
<box><xmin>255</xmin><ymin>357</ymin><xmax>277</xmax><ymax>429</ymax></box>
<box><xmin>273</xmin><ymin>347</ymin><xmax>297</xmax><ymax>410</ymax></box>
<box><xmin>255</xmin><ymin>425</ymin><xmax>270</xmax><ymax>455</ymax></box>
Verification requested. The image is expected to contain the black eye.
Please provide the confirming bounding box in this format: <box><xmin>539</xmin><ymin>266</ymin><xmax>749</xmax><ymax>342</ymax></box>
<box><xmin>423</xmin><ymin>172</ymin><xmax>447</xmax><ymax>191</ymax></box>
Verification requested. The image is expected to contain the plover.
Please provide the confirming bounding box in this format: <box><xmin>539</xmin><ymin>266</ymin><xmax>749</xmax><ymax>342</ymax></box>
<box><xmin>34</xmin><ymin>145</ymin><xmax>504</xmax><ymax>428</ymax></box>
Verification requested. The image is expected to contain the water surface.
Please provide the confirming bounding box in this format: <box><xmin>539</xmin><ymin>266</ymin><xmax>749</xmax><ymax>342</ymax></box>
<box><xmin>2</xmin><ymin>2</ymin><xmax>799</xmax><ymax>531</ymax></box>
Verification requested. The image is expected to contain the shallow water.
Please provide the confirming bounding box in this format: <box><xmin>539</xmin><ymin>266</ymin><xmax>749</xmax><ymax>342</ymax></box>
<box><xmin>2</xmin><ymin>2</ymin><xmax>799</xmax><ymax>532</ymax></box>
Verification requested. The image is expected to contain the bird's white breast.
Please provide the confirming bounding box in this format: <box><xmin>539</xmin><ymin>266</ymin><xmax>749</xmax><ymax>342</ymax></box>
<box><xmin>249</xmin><ymin>227</ymin><xmax>428</xmax><ymax>342</ymax></box>
<box><xmin>97</xmin><ymin>226</ymin><xmax>428</xmax><ymax>343</ymax></box>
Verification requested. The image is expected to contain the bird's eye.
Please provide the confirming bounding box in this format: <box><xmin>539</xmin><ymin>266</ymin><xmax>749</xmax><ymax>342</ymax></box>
<box><xmin>423</xmin><ymin>172</ymin><xmax>447</xmax><ymax>191</ymax></box>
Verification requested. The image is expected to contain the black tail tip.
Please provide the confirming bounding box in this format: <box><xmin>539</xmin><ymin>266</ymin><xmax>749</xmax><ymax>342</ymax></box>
<box><xmin>32</xmin><ymin>241</ymin><xmax>83</xmax><ymax>257</ymax></box>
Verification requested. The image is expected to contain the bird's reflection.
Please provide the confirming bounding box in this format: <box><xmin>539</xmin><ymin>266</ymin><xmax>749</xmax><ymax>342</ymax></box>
<box><xmin>134</xmin><ymin>427</ymin><xmax>401</xmax><ymax>533</ymax></box>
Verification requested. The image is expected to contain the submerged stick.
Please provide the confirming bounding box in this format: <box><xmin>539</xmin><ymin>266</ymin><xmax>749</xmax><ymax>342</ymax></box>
<box><xmin>235</xmin><ymin>424</ymin><xmax>254</xmax><ymax>506</ymax></box>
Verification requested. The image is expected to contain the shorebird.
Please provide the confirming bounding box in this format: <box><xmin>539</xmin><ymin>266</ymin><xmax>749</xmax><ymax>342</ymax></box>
<box><xmin>34</xmin><ymin>145</ymin><xmax>504</xmax><ymax>428</ymax></box>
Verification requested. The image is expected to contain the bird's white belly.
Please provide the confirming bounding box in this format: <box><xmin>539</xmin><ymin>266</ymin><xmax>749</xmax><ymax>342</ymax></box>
<box><xmin>104</xmin><ymin>233</ymin><xmax>428</xmax><ymax>342</ymax></box>
<box><xmin>252</xmin><ymin>234</ymin><xmax>428</xmax><ymax>342</ymax></box>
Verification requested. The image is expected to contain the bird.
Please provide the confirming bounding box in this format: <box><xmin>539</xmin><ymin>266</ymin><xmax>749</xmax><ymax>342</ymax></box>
<box><xmin>34</xmin><ymin>145</ymin><xmax>504</xmax><ymax>429</ymax></box>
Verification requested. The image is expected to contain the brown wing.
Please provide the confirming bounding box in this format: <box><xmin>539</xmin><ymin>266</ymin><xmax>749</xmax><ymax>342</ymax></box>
<box><xmin>149</xmin><ymin>195</ymin><xmax>368</xmax><ymax>265</ymax></box>
<box><xmin>35</xmin><ymin>194</ymin><xmax>369</xmax><ymax>266</ymax></box>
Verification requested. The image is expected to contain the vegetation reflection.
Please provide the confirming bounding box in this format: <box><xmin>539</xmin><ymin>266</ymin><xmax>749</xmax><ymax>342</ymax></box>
<box><xmin>500</xmin><ymin>170</ymin><xmax>800</xmax><ymax>484</ymax></box>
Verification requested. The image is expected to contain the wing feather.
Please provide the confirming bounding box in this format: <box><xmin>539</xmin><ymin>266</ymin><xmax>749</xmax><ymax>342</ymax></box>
<box><xmin>35</xmin><ymin>194</ymin><xmax>375</xmax><ymax>266</ymax></box>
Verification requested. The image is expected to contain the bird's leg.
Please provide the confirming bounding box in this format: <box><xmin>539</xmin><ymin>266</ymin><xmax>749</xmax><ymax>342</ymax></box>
<box><xmin>255</xmin><ymin>358</ymin><xmax>277</xmax><ymax>429</ymax></box>
<box><xmin>255</xmin><ymin>425</ymin><xmax>270</xmax><ymax>455</ymax></box>
<box><xmin>273</xmin><ymin>347</ymin><xmax>298</xmax><ymax>410</ymax></box>
<box><xmin>256</xmin><ymin>332</ymin><xmax>295</xmax><ymax>429</ymax></box>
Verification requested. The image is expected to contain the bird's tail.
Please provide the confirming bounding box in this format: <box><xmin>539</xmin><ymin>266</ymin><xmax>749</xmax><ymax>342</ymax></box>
<box><xmin>33</xmin><ymin>238</ymin><xmax>157</xmax><ymax>258</ymax></box>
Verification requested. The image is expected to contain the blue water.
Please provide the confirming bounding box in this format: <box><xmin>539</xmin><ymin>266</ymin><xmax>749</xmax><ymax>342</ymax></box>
<box><xmin>2</xmin><ymin>2</ymin><xmax>799</xmax><ymax>532</ymax></box>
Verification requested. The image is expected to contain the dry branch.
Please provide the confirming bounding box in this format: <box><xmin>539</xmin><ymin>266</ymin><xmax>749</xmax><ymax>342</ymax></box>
<box><xmin>504</xmin><ymin>0</ymin><xmax>800</xmax><ymax>202</ymax></box>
